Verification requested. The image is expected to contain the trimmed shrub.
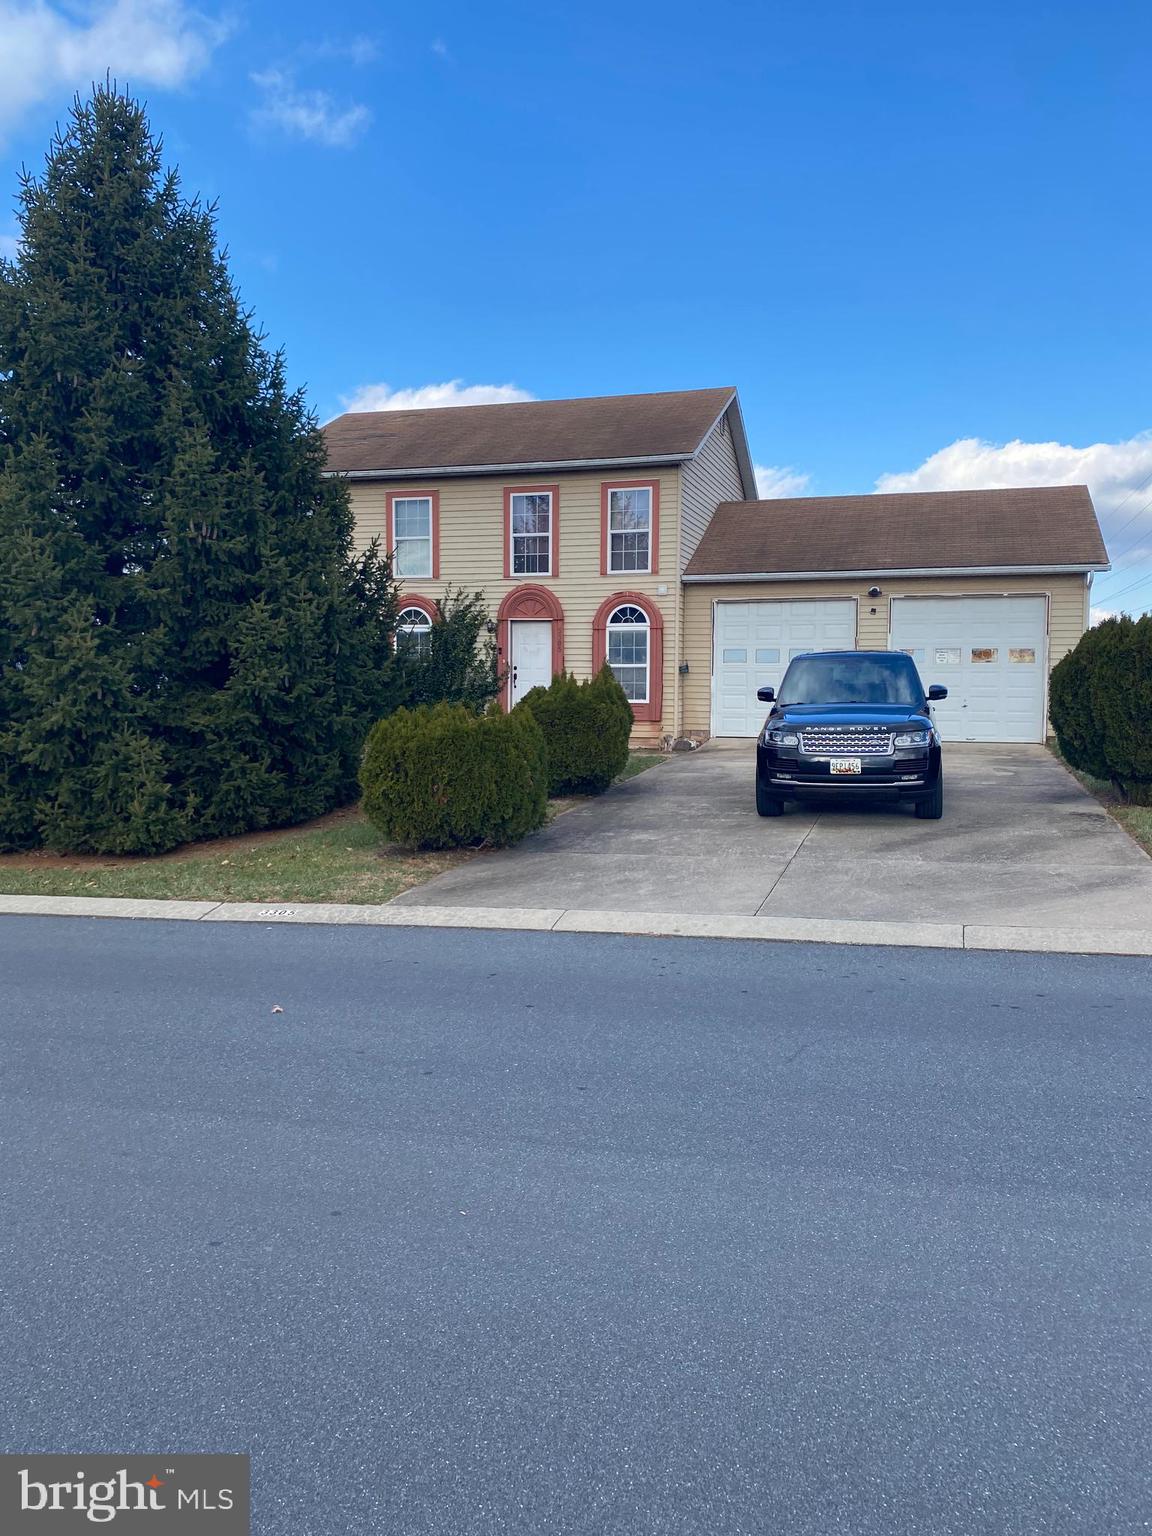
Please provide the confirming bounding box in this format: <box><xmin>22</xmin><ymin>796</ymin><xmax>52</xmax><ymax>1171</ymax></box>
<box><xmin>1049</xmin><ymin>622</ymin><xmax>1113</xmax><ymax>782</ymax></box>
<box><xmin>1088</xmin><ymin>615</ymin><xmax>1152</xmax><ymax>803</ymax></box>
<box><xmin>517</xmin><ymin>665</ymin><xmax>634</xmax><ymax>796</ymax></box>
<box><xmin>1051</xmin><ymin>615</ymin><xmax>1152</xmax><ymax>803</ymax></box>
<box><xmin>593</xmin><ymin>661</ymin><xmax>637</xmax><ymax>745</ymax></box>
<box><xmin>359</xmin><ymin>703</ymin><xmax>548</xmax><ymax>849</ymax></box>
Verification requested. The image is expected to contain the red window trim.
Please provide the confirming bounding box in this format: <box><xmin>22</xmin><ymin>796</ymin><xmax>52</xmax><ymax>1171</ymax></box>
<box><xmin>394</xmin><ymin>594</ymin><xmax>438</xmax><ymax>654</ymax></box>
<box><xmin>504</xmin><ymin>484</ymin><xmax>560</xmax><ymax>581</ymax></box>
<box><xmin>497</xmin><ymin>586</ymin><xmax>566</xmax><ymax>711</ymax></box>
<box><xmin>396</xmin><ymin>594</ymin><xmax>438</xmax><ymax>624</ymax></box>
<box><xmin>600</xmin><ymin>479</ymin><xmax>659</xmax><ymax>577</ymax></box>
<box><xmin>386</xmin><ymin>490</ymin><xmax>440</xmax><ymax>581</ymax></box>
<box><xmin>592</xmin><ymin>592</ymin><xmax>664</xmax><ymax>724</ymax></box>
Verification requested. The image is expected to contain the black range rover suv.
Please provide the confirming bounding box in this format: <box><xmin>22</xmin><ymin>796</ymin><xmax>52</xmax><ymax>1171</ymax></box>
<box><xmin>755</xmin><ymin>650</ymin><xmax>946</xmax><ymax>819</ymax></box>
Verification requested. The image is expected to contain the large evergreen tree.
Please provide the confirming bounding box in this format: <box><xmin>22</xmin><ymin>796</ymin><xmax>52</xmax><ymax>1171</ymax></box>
<box><xmin>0</xmin><ymin>85</ymin><xmax>399</xmax><ymax>853</ymax></box>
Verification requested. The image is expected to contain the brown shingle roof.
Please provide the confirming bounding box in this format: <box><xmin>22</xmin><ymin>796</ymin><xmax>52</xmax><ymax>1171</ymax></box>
<box><xmin>684</xmin><ymin>486</ymin><xmax>1108</xmax><ymax>577</ymax></box>
<box><xmin>323</xmin><ymin>387</ymin><xmax>736</xmax><ymax>475</ymax></box>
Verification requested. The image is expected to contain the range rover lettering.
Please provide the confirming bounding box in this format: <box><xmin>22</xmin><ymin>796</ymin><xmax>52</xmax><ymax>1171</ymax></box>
<box><xmin>755</xmin><ymin>650</ymin><xmax>946</xmax><ymax>819</ymax></box>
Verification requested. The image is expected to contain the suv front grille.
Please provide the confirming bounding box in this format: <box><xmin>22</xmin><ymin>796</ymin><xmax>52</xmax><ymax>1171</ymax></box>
<box><xmin>799</xmin><ymin>729</ymin><xmax>893</xmax><ymax>756</ymax></box>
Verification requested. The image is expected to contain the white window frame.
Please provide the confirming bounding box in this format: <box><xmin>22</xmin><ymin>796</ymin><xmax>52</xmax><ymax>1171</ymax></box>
<box><xmin>509</xmin><ymin>491</ymin><xmax>553</xmax><ymax>577</ymax></box>
<box><xmin>391</xmin><ymin>496</ymin><xmax>433</xmax><ymax>579</ymax></box>
<box><xmin>606</xmin><ymin>485</ymin><xmax>653</xmax><ymax>575</ymax></box>
<box><xmin>396</xmin><ymin>605</ymin><xmax>433</xmax><ymax>657</ymax></box>
<box><xmin>606</xmin><ymin>603</ymin><xmax>651</xmax><ymax>705</ymax></box>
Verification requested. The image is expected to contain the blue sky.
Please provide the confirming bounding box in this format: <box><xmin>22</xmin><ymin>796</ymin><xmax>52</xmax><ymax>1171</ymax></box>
<box><xmin>2</xmin><ymin>0</ymin><xmax>1150</xmax><ymax>613</ymax></box>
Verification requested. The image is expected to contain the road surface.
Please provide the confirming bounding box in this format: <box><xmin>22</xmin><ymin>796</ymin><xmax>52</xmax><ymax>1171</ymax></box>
<box><xmin>1</xmin><ymin>918</ymin><xmax>1148</xmax><ymax>1534</ymax></box>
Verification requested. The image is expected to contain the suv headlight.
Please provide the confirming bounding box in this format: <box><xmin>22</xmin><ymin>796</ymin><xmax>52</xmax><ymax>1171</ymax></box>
<box><xmin>894</xmin><ymin>729</ymin><xmax>930</xmax><ymax>747</ymax></box>
<box><xmin>765</xmin><ymin>729</ymin><xmax>799</xmax><ymax>746</ymax></box>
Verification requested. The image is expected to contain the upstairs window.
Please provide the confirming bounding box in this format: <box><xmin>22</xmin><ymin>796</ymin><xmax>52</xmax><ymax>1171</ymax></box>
<box><xmin>606</xmin><ymin>604</ymin><xmax>650</xmax><ymax>703</ymax></box>
<box><xmin>607</xmin><ymin>485</ymin><xmax>652</xmax><ymax>573</ymax></box>
<box><xmin>396</xmin><ymin>605</ymin><xmax>433</xmax><ymax>659</ymax></box>
<box><xmin>509</xmin><ymin>490</ymin><xmax>554</xmax><ymax>575</ymax></box>
<box><xmin>390</xmin><ymin>495</ymin><xmax>434</xmax><ymax>578</ymax></box>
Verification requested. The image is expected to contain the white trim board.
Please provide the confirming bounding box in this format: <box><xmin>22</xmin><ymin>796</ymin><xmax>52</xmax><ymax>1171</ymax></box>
<box><xmin>683</xmin><ymin>565</ymin><xmax>1107</xmax><ymax>582</ymax></box>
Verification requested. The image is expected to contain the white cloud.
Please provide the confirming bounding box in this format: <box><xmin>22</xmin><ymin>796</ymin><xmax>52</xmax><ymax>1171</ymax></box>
<box><xmin>1091</xmin><ymin>607</ymin><xmax>1120</xmax><ymax>626</ymax></box>
<box><xmin>431</xmin><ymin>38</ymin><xmax>449</xmax><ymax>59</ymax></box>
<box><xmin>339</xmin><ymin>380</ymin><xmax>536</xmax><ymax>413</ymax></box>
<box><xmin>0</xmin><ymin>232</ymin><xmax>20</xmax><ymax>261</ymax></box>
<box><xmin>0</xmin><ymin>0</ymin><xmax>228</xmax><ymax>142</ymax></box>
<box><xmin>754</xmin><ymin>462</ymin><xmax>811</xmax><ymax>499</ymax></box>
<box><xmin>875</xmin><ymin>433</ymin><xmax>1152</xmax><ymax>540</ymax></box>
<box><xmin>250</xmin><ymin>68</ymin><xmax>370</xmax><ymax>148</ymax></box>
<box><xmin>877</xmin><ymin>431</ymin><xmax>1152</xmax><ymax>614</ymax></box>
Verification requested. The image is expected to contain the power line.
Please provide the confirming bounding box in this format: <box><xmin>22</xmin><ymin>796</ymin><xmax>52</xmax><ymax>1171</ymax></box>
<box><xmin>1095</xmin><ymin>567</ymin><xmax>1152</xmax><ymax>608</ymax></box>
<box><xmin>1094</xmin><ymin>489</ymin><xmax>1152</xmax><ymax>581</ymax></box>
<box><xmin>1102</xmin><ymin>463</ymin><xmax>1152</xmax><ymax>541</ymax></box>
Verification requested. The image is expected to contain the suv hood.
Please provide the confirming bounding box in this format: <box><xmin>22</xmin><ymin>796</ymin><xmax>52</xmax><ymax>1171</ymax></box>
<box><xmin>770</xmin><ymin>703</ymin><xmax>931</xmax><ymax>729</ymax></box>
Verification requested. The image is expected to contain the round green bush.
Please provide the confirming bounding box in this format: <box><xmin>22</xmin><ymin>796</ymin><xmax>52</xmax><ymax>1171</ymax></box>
<box><xmin>1050</xmin><ymin>623</ymin><xmax>1113</xmax><ymax>782</ymax></box>
<box><xmin>1088</xmin><ymin>615</ymin><xmax>1152</xmax><ymax>802</ymax></box>
<box><xmin>1051</xmin><ymin>615</ymin><xmax>1152</xmax><ymax>802</ymax></box>
<box><xmin>517</xmin><ymin>665</ymin><xmax>634</xmax><ymax>796</ymax></box>
<box><xmin>359</xmin><ymin>702</ymin><xmax>548</xmax><ymax>848</ymax></box>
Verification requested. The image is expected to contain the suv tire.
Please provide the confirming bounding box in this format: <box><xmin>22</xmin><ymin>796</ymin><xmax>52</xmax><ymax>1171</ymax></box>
<box><xmin>756</xmin><ymin>781</ymin><xmax>785</xmax><ymax>817</ymax></box>
<box><xmin>914</xmin><ymin>776</ymin><xmax>944</xmax><ymax>820</ymax></box>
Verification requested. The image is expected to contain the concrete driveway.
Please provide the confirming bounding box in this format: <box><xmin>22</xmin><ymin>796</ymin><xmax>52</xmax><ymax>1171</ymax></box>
<box><xmin>395</xmin><ymin>743</ymin><xmax>1152</xmax><ymax>931</ymax></box>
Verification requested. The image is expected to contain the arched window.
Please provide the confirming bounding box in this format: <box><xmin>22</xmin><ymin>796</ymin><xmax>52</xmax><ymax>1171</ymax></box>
<box><xmin>396</xmin><ymin>604</ymin><xmax>433</xmax><ymax>659</ymax></box>
<box><xmin>592</xmin><ymin>593</ymin><xmax>664</xmax><ymax>723</ymax></box>
<box><xmin>606</xmin><ymin>604</ymin><xmax>650</xmax><ymax>703</ymax></box>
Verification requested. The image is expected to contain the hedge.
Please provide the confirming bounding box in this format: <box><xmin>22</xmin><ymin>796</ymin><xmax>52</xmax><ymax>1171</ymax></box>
<box><xmin>359</xmin><ymin>702</ymin><xmax>548</xmax><ymax>848</ymax></box>
<box><xmin>1050</xmin><ymin>614</ymin><xmax>1152</xmax><ymax>803</ymax></box>
<box><xmin>517</xmin><ymin>665</ymin><xmax>634</xmax><ymax>796</ymax></box>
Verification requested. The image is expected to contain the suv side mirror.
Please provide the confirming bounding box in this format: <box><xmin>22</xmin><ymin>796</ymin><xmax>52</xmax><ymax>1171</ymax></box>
<box><xmin>927</xmin><ymin>684</ymin><xmax>948</xmax><ymax>701</ymax></box>
<box><xmin>756</xmin><ymin>686</ymin><xmax>776</xmax><ymax>702</ymax></box>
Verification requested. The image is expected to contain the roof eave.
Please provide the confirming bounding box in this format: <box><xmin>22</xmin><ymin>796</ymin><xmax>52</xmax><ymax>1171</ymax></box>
<box><xmin>323</xmin><ymin>452</ymin><xmax>691</xmax><ymax>480</ymax></box>
<box><xmin>682</xmin><ymin>563</ymin><xmax>1111</xmax><ymax>583</ymax></box>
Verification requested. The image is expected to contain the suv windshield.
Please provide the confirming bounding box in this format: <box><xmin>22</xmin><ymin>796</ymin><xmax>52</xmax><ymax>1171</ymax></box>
<box><xmin>778</xmin><ymin>653</ymin><xmax>923</xmax><ymax>707</ymax></box>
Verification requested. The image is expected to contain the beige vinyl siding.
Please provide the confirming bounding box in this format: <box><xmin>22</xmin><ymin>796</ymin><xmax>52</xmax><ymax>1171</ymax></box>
<box><xmin>678</xmin><ymin>409</ymin><xmax>744</xmax><ymax>572</ymax></box>
<box><xmin>348</xmin><ymin>467</ymin><xmax>682</xmax><ymax>744</ymax></box>
<box><xmin>681</xmin><ymin>573</ymin><xmax>1090</xmax><ymax>736</ymax></box>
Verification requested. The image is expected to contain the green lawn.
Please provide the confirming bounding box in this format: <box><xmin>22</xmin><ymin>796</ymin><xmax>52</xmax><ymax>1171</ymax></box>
<box><xmin>0</xmin><ymin>808</ymin><xmax>466</xmax><ymax>905</ymax></box>
<box><xmin>1050</xmin><ymin>747</ymin><xmax>1152</xmax><ymax>859</ymax></box>
<box><xmin>0</xmin><ymin>752</ymin><xmax>669</xmax><ymax>904</ymax></box>
<box><xmin>614</xmin><ymin>752</ymin><xmax>667</xmax><ymax>783</ymax></box>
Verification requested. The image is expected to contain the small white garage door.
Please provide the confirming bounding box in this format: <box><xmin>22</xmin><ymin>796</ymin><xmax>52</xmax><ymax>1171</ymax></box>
<box><xmin>889</xmin><ymin>595</ymin><xmax>1048</xmax><ymax>742</ymax></box>
<box><xmin>712</xmin><ymin>599</ymin><xmax>857</xmax><ymax>737</ymax></box>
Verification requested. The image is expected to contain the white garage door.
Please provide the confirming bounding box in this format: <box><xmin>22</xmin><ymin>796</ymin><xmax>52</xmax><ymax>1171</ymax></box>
<box><xmin>712</xmin><ymin>599</ymin><xmax>857</xmax><ymax>737</ymax></box>
<box><xmin>889</xmin><ymin>595</ymin><xmax>1048</xmax><ymax>742</ymax></box>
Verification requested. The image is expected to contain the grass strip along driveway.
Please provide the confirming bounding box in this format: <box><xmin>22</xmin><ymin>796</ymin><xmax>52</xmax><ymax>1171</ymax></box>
<box><xmin>0</xmin><ymin>755</ymin><xmax>667</xmax><ymax>906</ymax></box>
<box><xmin>1051</xmin><ymin>748</ymin><xmax>1152</xmax><ymax>859</ymax></box>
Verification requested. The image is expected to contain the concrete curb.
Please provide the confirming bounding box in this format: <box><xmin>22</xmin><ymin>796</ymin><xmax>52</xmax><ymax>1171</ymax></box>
<box><xmin>2</xmin><ymin>892</ymin><xmax>1152</xmax><ymax>956</ymax></box>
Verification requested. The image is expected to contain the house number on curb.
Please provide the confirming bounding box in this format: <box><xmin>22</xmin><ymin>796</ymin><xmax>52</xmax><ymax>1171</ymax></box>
<box><xmin>258</xmin><ymin>909</ymin><xmax>296</xmax><ymax>918</ymax></box>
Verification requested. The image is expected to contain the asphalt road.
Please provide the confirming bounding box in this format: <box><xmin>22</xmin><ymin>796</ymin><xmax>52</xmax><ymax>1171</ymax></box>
<box><xmin>0</xmin><ymin>918</ymin><xmax>1149</xmax><ymax>1535</ymax></box>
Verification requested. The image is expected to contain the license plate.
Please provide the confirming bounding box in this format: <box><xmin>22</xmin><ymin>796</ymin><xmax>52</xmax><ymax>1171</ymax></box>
<box><xmin>829</xmin><ymin>757</ymin><xmax>862</xmax><ymax>775</ymax></box>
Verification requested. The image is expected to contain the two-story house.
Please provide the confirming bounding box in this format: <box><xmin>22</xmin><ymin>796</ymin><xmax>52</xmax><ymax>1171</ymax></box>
<box><xmin>323</xmin><ymin>388</ymin><xmax>756</xmax><ymax>747</ymax></box>
<box><xmin>323</xmin><ymin>388</ymin><xmax>1108</xmax><ymax>746</ymax></box>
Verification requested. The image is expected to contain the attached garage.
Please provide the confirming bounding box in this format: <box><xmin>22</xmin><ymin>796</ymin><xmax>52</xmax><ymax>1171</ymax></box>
<box><xmin>889</xmin><ymin>595</ymin><xmax>1048</xmax><ymax>742</ymax></box>
<box><xmin>712</xmin><ymin>599</ymin><xmax>856</xmax><ymax>736</ymax></box>
<box><xmin>679</xmin><ymin>486</ymin><xmax>1110</xmax><ymax>745</ymax></box>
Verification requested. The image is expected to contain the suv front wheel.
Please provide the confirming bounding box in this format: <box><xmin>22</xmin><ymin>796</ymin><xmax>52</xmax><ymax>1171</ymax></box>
<box><xmin>914</xmin><ymin>775</ymin><xmax>944</xmax><ymax>819</ymax></box>
<box><xmin>756</xmin><ymin>780</ymin><xmax>785</xmax><ymax>817</ymax></box>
